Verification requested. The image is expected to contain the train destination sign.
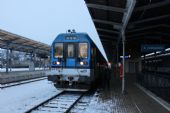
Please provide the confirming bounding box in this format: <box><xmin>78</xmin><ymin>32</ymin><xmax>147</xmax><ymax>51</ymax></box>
<box><xmin>65</xmin><ymin>36</ymin><xmax>78</xmax><ymax>40</ymax></box>
<box><xmin>141</xmin><ymin>44</ymin><xmax>165</xmax><ymax>52</ymax></box>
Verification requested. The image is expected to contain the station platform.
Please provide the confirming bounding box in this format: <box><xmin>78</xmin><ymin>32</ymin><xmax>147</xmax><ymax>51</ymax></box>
<box><xmin>0</xmin><ymin>69</ymin><xmax>49</xmax><ymax>84</ymax></box>
<box><xmin>85</xmin><ymin>74</ymin><xmax>170</xmax><ymax>113</ymax></box>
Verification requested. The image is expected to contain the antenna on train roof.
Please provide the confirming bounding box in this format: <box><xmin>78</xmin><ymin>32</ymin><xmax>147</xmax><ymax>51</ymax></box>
<box><xmin>72</xmin><ymin>29</ymin><xmax>76</xmax><ymax>33</ymax></box>
<box><xmin>67</xmin><ymin>29</ymin><xmax>76</xmax><ymax>33</ymax></box>
<box><xmin>67</xmin><ymin>29</ymin><xmax>71</xmax><ymax>33</ymax></box>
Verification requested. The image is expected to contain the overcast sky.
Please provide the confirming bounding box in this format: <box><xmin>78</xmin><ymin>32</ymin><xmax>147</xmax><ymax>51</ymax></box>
<box><xmin>0</xmin><ymin>0</ymin><xmax>108</xmax><ymax>61</ymax></box>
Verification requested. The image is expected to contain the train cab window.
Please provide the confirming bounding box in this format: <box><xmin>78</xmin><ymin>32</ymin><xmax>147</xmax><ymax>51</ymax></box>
<box><xmin>54</xmin><ymin>43</ymin><xmax>63</xmax><ymax>58</ymax></box>
<box><xmin>79</xmin><ymin>43</ymin><xmax>88</xmax><ymax>58</ymax></box>
<box><xmin>67</xmin><ymin>44</ymin><xmax>74</xmax><ymax>57</ymax></box>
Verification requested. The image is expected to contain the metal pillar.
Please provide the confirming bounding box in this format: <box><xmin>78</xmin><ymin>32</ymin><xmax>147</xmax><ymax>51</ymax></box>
<box><xmin>33</xmin><ymin>49</ymin><xmax>36</xmax><ymax>71</ymax></box>
<box><xmin>122</xmin><ymin>32</ymin><xmax>126</xmax><ymax>93</ymax></box>
<box><xmin>29</xmin><ymin>52</ymin><xmax>33</xmax><ymax>71</ymax></box>
<box><xmin>120</xmin><ymin>0</ymin><xmax>136</xmax><ymax>94</ymax></box>
<box><xmin>144</xmin><ymin>54</ymin><xmax>146</xmax><ymax>72</ymax></box>
<box><xmin>116</xmin><ymin>44</ymin><xmax>119</xmax><ymax>78</ymax></box>
<box><xmin>29</xmin><ymin>49</ymin><xmax>36</xmax><ymax>71</ymax></box>
<box><xmin>9</xmin><ymin>49</ymin><xmax>12</xmax><ymax>72</ymax></box>
<box><xmin>6</xmin><ymin>44</ymin><xmax>9</xmax><ymax>73</ymax></box>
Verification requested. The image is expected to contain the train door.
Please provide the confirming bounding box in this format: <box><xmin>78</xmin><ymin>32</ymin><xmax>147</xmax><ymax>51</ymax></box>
<box><xmin>65</xmin><ymin>43</ymin><xmax>77</xmax><ymax>67</ymax></box>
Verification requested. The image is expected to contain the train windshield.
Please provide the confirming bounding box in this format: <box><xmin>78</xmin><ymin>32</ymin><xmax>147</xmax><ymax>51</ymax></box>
<box><xmin>54</xmin><ymin>43</ymin><xmax>63</xmax><ymax>58</ymax></box>
<box><xmin>67</xmin><ymin>44</ymin><xmax>75</xmax><ymax>57</ymax></box>
<box><xmin>79</xmin><ymin>43</ymin><xmax>88</xmax><ymax>58</ymax></box>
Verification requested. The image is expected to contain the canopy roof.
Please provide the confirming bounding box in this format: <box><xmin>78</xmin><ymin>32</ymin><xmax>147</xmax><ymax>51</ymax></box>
<box><xmin>85</xmin><ymin>0</ymin><xmax>170</xmax><ymax>59</ymax></box>
<box><xmin>0</xmin><ymin>29</ymin><xmax>50</xmax><ymax>56</ymax></box>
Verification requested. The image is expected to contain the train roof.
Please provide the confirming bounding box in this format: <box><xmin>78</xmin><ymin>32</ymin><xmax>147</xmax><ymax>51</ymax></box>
<box><xmin>57</xmin><ymin>32</ymin><xmax>89</xmax><ymax>37</ymax></box>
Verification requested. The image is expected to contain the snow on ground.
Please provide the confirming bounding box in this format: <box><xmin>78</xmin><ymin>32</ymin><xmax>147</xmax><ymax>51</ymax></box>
<box><xmin>0</xmin><ymin>79</ymin><xmax>61</xmax><ymax>113</ymax></box>
<box><xmin>84</xmin><ymin>90</ymin><xmax>113</xmax><ymax>113</ymax></box>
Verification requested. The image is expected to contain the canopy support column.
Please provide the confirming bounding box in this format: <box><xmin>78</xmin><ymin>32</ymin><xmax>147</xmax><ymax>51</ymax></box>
<box><xmin>6</xmin><ymin>43</ymin><xmax>9</xmax><ymax>73</ymax></box>
<box><xmin>122</xmin><ymin>32</ymin><xmax>126</xmax><ymax>94</ymax></box>
<box><xmin>120</xmin><ymin>0</ymin><xmax>136</xmax><ymax>94</ymax></box>
<box><xmin>9</xmin><ymin>49</ymin><xmax>13</xmax><ymax>72</ymax></box>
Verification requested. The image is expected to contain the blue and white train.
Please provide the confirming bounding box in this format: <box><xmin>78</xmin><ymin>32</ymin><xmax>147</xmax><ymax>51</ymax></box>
<box><xmin>47</xmin><ymin>31</ymin><xmax>108</xmax><ymax>90</ymax></box>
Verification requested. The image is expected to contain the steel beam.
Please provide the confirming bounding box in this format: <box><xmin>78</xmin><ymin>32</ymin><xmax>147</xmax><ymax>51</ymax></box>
<box><xmin>96</xmin><ymin>28</ymin><xmax>119</xmax><ymax>34</ymax></box>
<box><xmin>99</xmin><ymin>34</ymin><xmax>118</xmax><ymax>39</ymax></box>
<box><xmin>127</xmin><ymin>31</ymin><xmax>170</xmax><ymax>38</ymax></box>
<box><xmin>155</xmin><ymin>32</ymin><xmax>170</xmax><ymax>36</ymax></box>
<box><xmin>127</xmin><ymin>24</ymin><xmax>161</xmax><ymax>33</ymax></box>
<box><xmin>93</xmin><ymin>19</ymin><xmax>122</xmax><ymax>26</ymax></box>
<box><xmin>130</xmin><ymin>15</ymin><xmax>170</xmax><ymax>25</ymax></box>
<box><xmin>101</xmin><ymin>39</ymin><xmax>116</xmax><ymax>43</ymax></box>
<box><xmin>127</xmin><ymin>24</ymin><xmax>170</xmax><ymax>33</ymax></box>
<box><xmin>100</xmin><ymin>40</ymin><xmax>116</xmax><ymax>44</ymax></box>
<box><xmin>127</xmin><ymin>32</ymin><xmax>152</xmax><ymax>38</ymax></box>
<box><xmin>135</xmin><ymin>0</ymin><xmax>170</xmax><ymax>12</ymax></box>
<box><xmin>87</xmin><ymin>3</ymin><xmax>126</xmax><ymax>13</ymax></box>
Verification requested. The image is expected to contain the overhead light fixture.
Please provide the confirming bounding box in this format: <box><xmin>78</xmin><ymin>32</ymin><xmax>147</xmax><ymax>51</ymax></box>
<box><xmin>165</xmin><ymin>48</ymin><xmax>170</xmax><ymax>51</ymax></box>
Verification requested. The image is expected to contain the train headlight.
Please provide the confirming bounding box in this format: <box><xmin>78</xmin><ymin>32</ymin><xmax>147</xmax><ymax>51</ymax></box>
<box><xmin>80</xmin><ymin>61</ymin><xmax>84</xmax><ymax>65</ymax></box>
<box><xmin>57</xmin><ymin>61</ymin><xmax>60</xmax><ymax>65</ymax></box>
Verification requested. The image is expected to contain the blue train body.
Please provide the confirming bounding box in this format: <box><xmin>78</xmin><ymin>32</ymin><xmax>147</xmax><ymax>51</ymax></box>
<box><xmin>51</xmin><ymin>33</ymin><xmax>92</xmax><ymax>68</ymax></box>
<box><xmin>47</xmin><ymin>32</ymin><xmax>107</xmax><ymax>90</ymax></box>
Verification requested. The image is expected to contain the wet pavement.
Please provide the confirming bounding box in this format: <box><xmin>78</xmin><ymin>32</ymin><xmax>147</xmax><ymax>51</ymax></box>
<box><xmin>85</xmin><ymin>74</ymin><xmax>169</xmax><ymax>113</ymax></box>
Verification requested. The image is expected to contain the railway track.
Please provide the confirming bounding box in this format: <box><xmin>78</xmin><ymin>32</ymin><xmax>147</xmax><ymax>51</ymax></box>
<box><xmin>25</xmin><ymin>90</ymin><xmax>92</xmax><ymax>113</ymax></box>
<box><xmin>69</xmin><ymin>93</ymin><xmax>93</xmax><ymax>113</ymax></box>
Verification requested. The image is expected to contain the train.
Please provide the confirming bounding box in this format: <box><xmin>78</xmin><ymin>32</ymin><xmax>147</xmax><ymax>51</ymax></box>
<box><xmin>47</xmin><ymin>31</ymin><xmax>108</xmax><ymax>90</ymax></box>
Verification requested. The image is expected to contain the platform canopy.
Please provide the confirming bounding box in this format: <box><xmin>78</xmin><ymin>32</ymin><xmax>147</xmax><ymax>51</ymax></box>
<box><xmin>0</xmin><ymin>29</ymin><xmax>50</xmax><ymax>56</ymax></box>
<box><xmin>127</xmin><ymin>0</ymin><xmax>170</xmax><ymax>56</ymax></box>
<box><xmin>85</xmin><ymin>0</ymin><xmax>134</xmax><ymax>60</ymax></box>
<box><xmin>85</xmin><ymin>0</ymin><xmax>170</xmax><ymax>59</ymax></box>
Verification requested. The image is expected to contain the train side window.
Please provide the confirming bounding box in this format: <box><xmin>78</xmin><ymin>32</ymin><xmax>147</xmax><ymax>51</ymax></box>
<box><xmin>54</xmin><ymin>43</ymin><xmax>63</xmax><ymax>58</ymax></box>
<box><xmin>67</xmin><ymin>44</ymin><xmax>74</xmax><ymax>57</ymax></box>
<box><xmin>79</xmin><ymin>43</ymin><xmax>88</xmax><ymax>58</ymax></box>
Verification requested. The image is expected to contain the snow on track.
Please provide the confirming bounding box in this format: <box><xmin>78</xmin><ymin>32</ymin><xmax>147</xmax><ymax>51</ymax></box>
<box><xmin>29</xmin><ymin>91</ymin><xmax>83</xmax><ymax>113</ymax></box>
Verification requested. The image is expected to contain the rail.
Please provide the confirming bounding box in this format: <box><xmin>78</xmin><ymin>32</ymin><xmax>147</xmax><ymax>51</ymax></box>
<box><xmin>24</xmin><ymin>91</ymin><xmax>87</xmax><ymax>113</ymax></box>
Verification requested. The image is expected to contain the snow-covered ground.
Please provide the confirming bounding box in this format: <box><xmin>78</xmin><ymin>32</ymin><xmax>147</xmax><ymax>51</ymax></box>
<box><xmin>0</xmin><ymin>79</ymin><xmax>61</xmax><ymax>113</ymax></box>
<box><xmin>0</xmin><ymin>68</ymin><xmax>48</xmax><ymax>72</ymax></box>
<box><xmin>84</xmin><ymin>91</ymin><xmax>113</xmax><ymax>113</ymax></box>
<box><xmin>0</xmin><ymin>79</ymin><xmax>114</xmax><ymax>113</ymax></box>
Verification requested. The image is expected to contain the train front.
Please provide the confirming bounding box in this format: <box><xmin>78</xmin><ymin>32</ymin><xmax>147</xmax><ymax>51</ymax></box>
<box><xmin>47</xmin><ymin>33</ymin><xmax>93</xmax><ymax>90</ymax></box>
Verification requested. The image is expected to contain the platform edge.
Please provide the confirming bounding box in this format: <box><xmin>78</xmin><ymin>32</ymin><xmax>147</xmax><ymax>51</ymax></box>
<box><xmin>135</xmin><ymin>83</ymin><xmax>170</xmax><ymax>112</ymax></box>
